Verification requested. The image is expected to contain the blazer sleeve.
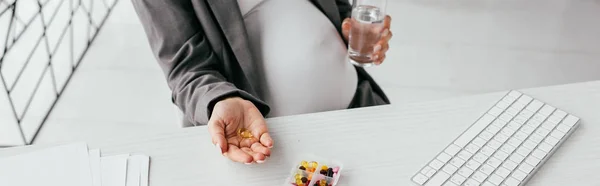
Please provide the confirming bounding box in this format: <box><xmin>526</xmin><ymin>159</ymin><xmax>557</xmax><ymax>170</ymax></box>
<box><xmin>336</xmin><ymin>0</ymin><xmax>353</xmax><ymax>19</ymax></box>
<box><xmin>131</xmin><ymin>0</ymin><xmax>269</xmax><ymax>126</ymax></box>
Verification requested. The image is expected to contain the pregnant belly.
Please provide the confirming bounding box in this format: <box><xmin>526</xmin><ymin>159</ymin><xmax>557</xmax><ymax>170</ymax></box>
<box><xmin>244</xmin><ymin>0</ymin><xmax>358</xmax><ymax>117</ymax></box>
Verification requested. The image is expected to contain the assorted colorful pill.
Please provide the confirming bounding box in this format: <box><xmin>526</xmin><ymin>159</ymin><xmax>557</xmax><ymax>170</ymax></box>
<box><xmin>290</xmin><ymin>160</ymin><xmax>340</xmax><ymax>186</ymax></box>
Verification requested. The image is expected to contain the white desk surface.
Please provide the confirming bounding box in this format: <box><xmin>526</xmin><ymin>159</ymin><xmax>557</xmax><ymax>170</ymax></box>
<box><xmin>1</xmin><ymin>81</ymin><xmax>599</xmax><ymax>186</ymax></box>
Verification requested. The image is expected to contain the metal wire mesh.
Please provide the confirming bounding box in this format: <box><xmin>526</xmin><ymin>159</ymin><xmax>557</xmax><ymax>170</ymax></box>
<box><xmin>0</xmin><ymin>0</ymin><xmax>118</xmax><ymax>146</ymax></box>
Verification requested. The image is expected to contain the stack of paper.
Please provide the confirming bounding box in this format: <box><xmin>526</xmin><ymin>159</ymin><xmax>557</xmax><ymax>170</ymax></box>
<box><xmin>0</xmin><ymin>143</ymin><xmax>149</xmax><ymax>186</ymax></box>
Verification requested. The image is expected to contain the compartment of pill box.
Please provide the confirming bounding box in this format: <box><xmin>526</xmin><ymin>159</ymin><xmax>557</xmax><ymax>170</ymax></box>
<box><xmin>285</xmin><ymin>155</ymin><xmax>343</xmax><ymax>186</ymax></box>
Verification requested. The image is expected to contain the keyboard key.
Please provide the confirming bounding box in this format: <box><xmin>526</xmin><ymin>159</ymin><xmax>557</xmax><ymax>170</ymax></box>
<box><xmin>518</xmin><ymin>110</ymin><xmax>534</xmax><ymax>119</ymax></box>
<box><xmin>493</xmin><ymin>151</ymin><xmax>509</xmax><ymax>161</ymax></box>
<box><xmin>424</xmin><ymin>171</ymin><xmax>450</xmax><ymax>186</ymax></box>
<box><xmin>479</xmin><ymin>164</ymin><xmax>494</xmax><ymax>175</ymax></box>
<box><xmin>531</xmin><ymin>114</ymin><xmax>547</xmax><ymax>123</ymax></box>
<box><xmin>472</xmin><ymin>171</ymin><xmax>487</xmax><ymax>182</ymax></box>
<box><xmin>466</xmin><ymin>160</ymin><xmax>482</xmax><ymax>170</ymax></box>
<box><xmin>548</xmin><ymin>114</ymin><xmax>564</xmax><ymax>124</ymax></box>
<box><xmin>505</xmin><ymin>107</ymin><xmax>519</xmax><ymax>117</ymax></box>
<box><xmin>458</xmin><ymin>167</ymin><xmax>474</xmax><ymax>178</ymax></box>
<box><xmin>496</xmin><ymin>100</ymin><xmax>512</xmax><ymax>109</ymax></box>
<box><xmin>494</xmin><ymin>134</ymin><xmax>509</xmax><ymax>144</ymax></box>
<box><xmin>550</xmin><ymin>130</ymin><xmax>566</xmax><ymax>140</ymax></box>
<box><xmin>458</xmin><ymin>150</ymin><xmax>473</xmax><ymax>161</ymax></box>
<box><xmin>500</xmin><ymin>144</ymin><xmax>516</xmax><ymax>154</ymax></box>
<box><xmin>518</xmin><ymin>163</ymin><xmax>534</xmax><ymax>173</ymax></box>
<box><xmin>529</xmin><ymin>134</ymin><xmax>544</xmax><ymax>144</ymax></box>
<box><xmin>535</xmin><ymin>128</ymin><xmax>551</xmax><ymax>137</ymax></box>
<box><xmin>506</xmin><ymin>138</ymin><xmax>523</xmax><ymax>147</ymax></box>
<box><xmin>449</xmin><ymin>157</ymin><xmax>466</xmax><ymax>168</ymax></box>
<box><xmin>479</xmin><ymin>131</ymin><xmax>494</xmax><ymax>141</ymax></box>
<box><xmin>523</xmin><ymin>140</ymin><xmax>538</xmax><ymax>150</ymax></box>
<box><xmin>512</xmin><ymin>170</ymin><xmax>528</xmax><ymax>181</ymax></box>
<box><xmin>517</xmin><ymin>95</ymin><xmax>532</xmax><ymax>103</ymax></box>
<box><xmin>512</xmin><ymin>116</ymin><xmax>528</xmax><ymax>125</ymax></box>
<box><xmin>539</xmin><ymin>105</ymin><xmax>556</xmax><ymax>116</ymax></box>
<box><xmin>516</xmin><ymin>146</ymin><xmax>532</xmax><ymax>157</ymax></box>
<box><xmin>450</xmin><ymin>174</ymin><xmax>466</xmax><ymax>185</ymax></box>
<box><xmin>538</xmin><ymin>142</ymin><xmax>553</xmax><ymax>153</ymax></box>
<box><xmin>472</xmin><ymin>137</ymin><xmax>487</xmax><ymax>148</ymax></box>
<box><xmin>509</xmin><ymin>153</ymin><xmax>525</xmax><ymax>164</ymax></box>
<box><xmin>488</xmin><ymin>174</ymin><xmax>504</xmax><ymax>185</ymax></box>
<box><xmin>553</xmin><ymin>109</ymin><xmax>567</xmax><ymax>118</ymax></box>
<box><xmin>430</xmin><ymin>159</ymin><xmax>444</xmax><ymax>170</ymax></box>
<box><xmin>506</xmin><ymin>121</ymin><xmax>521</xmax><ymax>131</ymax></box>
<box><xmin>508</xmin><ymin>91</ymin><xmax>522</xmax><ymax>98</ymax></box>
<box><xmin>412</xmin><ymin>173</ymin><xmax>429</xmax><ymax>185</ymax></box>
<box><xmin>482</xmin><ymin>181</ymin><xmax>495</xmax><ymax>186</ymax></box>
<box><xmin>513</xmin><ymin>131</ymin><xmax>527</xmax><ymax>141</ymax></box>
<box><xmin>541</xmin><ymin>121</ymin><xmax>558</xmax><ymax>131</ymax></box>
<box><xmin>486</xmin><ymin>157</ymin><xmax>502</xmax><ymax>168</ymax></box>
<box><xmin>520</xmin><ymin>125</ymin><xmax>536</xmax><ymax>135</ymax></box>
<box><xmin>473</xmin><ymin>153</ymin><xmax>488</xmax><ymax>164</ymax></box>
<box><xmin>563</xmin><ymin>115</ymin><xmax>580</xmax><ymax>127</ymax></box>
<box><xmin>455</xmin><ymin>114</ymin><xmax>495</xmax><ymax>147</ymax></box>
<box><xmin>545</xmin><ymin>136</ymin><xmax>560</xmax><ymax>146</ymax></box>
<box><xmin>488</xmin><ymin>127</ymin><xmax>502</xmax><ymax>136</ymax></box>
<box><xmin>488</xmin><ymin>106</ymin><xmax>504</xmax><ymax>116</ymax></box>
<box><xmin>481</xmin><ymin>146</ymin><xmax>494</xmax><ymax>157</ymax></box>
<box><xmin>504</xmin><ymin>177</ymin><xmax>521</xmax><ymax>186</ymax></box>
<box><xmin>463</xmin><ymin>178</ymin><xmax>481</xmax><ymax>186</ymax></box>
<box><xmin>512</xmin><ymin>101</ymin><xmax>527</xmax><ymax>110</ymax></box>
<box><xmin>437</xmin><ymin>153</ymin><xmax>452</xmax><ymax>163</ymax></box>
<box><xmin>442</xmin><ymin>164</ymin><xmax>458</xmax><ymax>174</ymax></box>
<box><xmin>526</xmin><ymin>100</ymin><xmax>544</xmax><ymax>112</ymax></box>
<box><xmin>502</xmin><ymin>159</ymin><xmax>518</xmax><ymax>170</ymax></box>
<box><xmin>421</xmin><ymin>166</ymin><xmax>437</xmax><ymax>177</ymax></box>
<box><xmin>445</xmin><ymin>144</ymin><xmax>461</xmax><ymax>156</ymax></box>
<box><xmin>500</xmin><ymin>128</ymin><xmax>516</xmax><ymax>137</ymax></box>
<box><xmin>496</xmin><ymin>167</ymin><xmax>511</xmax><ymax>178</ymax></box>
<box><xmin>465</xmin><ymin>144</ymin><xmax>480</xmax><ymax>154</ymax></box>
<box><xmin>532</xmin><ymin>149</ymin><xmax>547</xmax><ymax>159</ymax></box>
<box><xmin>488</xmin><ymin>140</ymin><xmax>502</xmax><ymax>150</ymax></box>
<box><xmin>443</xmin><ymin>182</ymin><xmax>458</xmax><ymax>186</ymax></box>
<box><xmin>525</xmin><ymin>155</ymin><xmax>542</xmax><ymax>166</ymax></box>
<box><xmin>499</xmin><ymin>113</ymin><xmax>514</xmax><ymax>122</ymax></box>
<box><xmin>557</xmin><ymin>124</ymin><xmax>572</xmax><ymax>134</ymax></box>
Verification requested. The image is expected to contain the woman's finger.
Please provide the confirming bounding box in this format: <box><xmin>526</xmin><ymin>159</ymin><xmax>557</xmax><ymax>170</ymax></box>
<box><xmin>342</xmin><ymin>18</ymin><xmax>351</xmax><ymax>40</ymax></box>
<box><xmin>207</xmin><ymin>119</ymin><xmax>227</xmax><ymax>154</ymax></box>
<box><xmin>259</xmin><ymin>132</ymin><xmax>274</xmax><ymax>148</ymax></box>
<box><xmin>383</xmin><ymin>15</ymin><xmax>391</xmax><ymax>29</ymax></box>
<box><xmin>375</xmin><ymin>53</ymin><xmax>386</xmax><ymax>65</ymax></box>
<box><xmin>381</xmin><ymin>29</ymin><xmax>392</xmax><ymax>41</ymax></box>
<box><xmin>224</xmin><ymin>145</ymin><xmax>254</xmax><ymax>164</ymax></box>
<box><xmin>241</xmin><ymin>147</ymin><xmax>267</xmax><ymax>163</ymax></box>
<box><xmin>251</xmin><ymin>142</ymin><xmax>271</xmax><ymax>157</ymax></box>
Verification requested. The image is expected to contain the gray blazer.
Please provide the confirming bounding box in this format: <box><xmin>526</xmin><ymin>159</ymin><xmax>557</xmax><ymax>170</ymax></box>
<box><xmin>132</xmin><ymin>0</ymin><xmax>389</xmax><ymax>126</ymax></box>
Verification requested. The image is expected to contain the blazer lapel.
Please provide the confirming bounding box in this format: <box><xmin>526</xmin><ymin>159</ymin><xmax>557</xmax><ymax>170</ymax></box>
<box><xmin>206</xmin><ymin>0</ymin><xmax>258</xmax><ymax>86</ymax></box>
<box><xmin>312</xmin><ymin>0</ymin><xmax>343</xmax><ymax>32</ymax></box>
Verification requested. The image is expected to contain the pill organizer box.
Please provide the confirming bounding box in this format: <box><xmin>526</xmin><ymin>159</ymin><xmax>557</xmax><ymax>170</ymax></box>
<box><xmin>284</xmin><ymin>154</ymin><xmax>344</xmax><ymax>186</ymax></box>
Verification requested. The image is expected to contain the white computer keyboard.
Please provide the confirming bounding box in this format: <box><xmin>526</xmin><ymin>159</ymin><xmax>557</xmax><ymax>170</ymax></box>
<box><xmin>412</xmin><ymin>91</ymin><xmax>581</xmax><ymax>186</ymax></box>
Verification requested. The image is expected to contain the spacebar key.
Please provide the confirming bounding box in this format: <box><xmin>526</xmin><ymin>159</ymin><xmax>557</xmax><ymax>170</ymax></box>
<box><xmin>454</xmin><ymin>114</ymin><xmax>495</xmax><ymax>147</ymax></box>
<box><xmin>424</xmin><ymin>171</ymin><xmax>450</xmax><ymax>186</ymax></box>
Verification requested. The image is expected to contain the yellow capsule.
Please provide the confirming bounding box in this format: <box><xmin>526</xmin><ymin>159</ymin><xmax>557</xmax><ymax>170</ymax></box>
<box><xmin>295</xmin><ymin>173</ymin><xmax>302</xmax><ymax>180</ymax></box>
<box><xmin>309</xmin><ymin>161</ymin><xmax>318</xmax><ymax>168</ymax></box>
<box><xmin>301</xmin><ymin>161</ymin><xmax>308</xmax><ymax>167</ymax></box>
<box><xmin>320</xmin><ymin>179</ymin><xmax>327</xmax><ymax>186</ymax></box>
<box><xmin>321</xmin><ymin>165</ymin><xmax>328</xmax><ymax>171</ymax></box>
<box><xmin>296</xmin><ymin>178</ymin><xmax>303</xmax><ymax>185</ymax></box>
<box><xmin>237</xmin><ymin>128</ymin><xmax>254</xmax><ymax>138</ymax></box>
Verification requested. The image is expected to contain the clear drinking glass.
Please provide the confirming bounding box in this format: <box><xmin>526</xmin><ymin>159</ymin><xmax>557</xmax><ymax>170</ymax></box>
<box><xmin>347</xmin><ymin>0</ymin><xmax>387</xmax><ymax>67</ymax></box>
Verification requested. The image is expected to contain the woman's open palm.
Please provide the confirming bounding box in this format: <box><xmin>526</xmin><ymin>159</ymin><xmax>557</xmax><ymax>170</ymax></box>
<box><xmin>208</xmin><ymin>97</ymin><xmax>273</xmax><ymax>164</ymax></box>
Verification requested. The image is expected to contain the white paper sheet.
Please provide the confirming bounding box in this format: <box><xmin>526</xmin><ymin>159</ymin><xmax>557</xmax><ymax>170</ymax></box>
<box><xmin>138</xmin><ymin>155</ymin><xmax>150</xmax><ymax>186</ymax></box>
<box><xmin>88</xmin><ymin>149</ymin><xmax>102</xmax><ymax>186</ymax></box>
<box><xmin>0</xmin><ymin>143</ymin><xmax>94</xmax><ymax>186</ymax></box>
<box><xmin>125</xmin><ymin>156</ymin><xmax>141</xmax><ymax>186</ymax></box>
<box><xmin>101</xmin><ymin>154</ymin><xmax>129</xmax><ymax>186</ymax></box>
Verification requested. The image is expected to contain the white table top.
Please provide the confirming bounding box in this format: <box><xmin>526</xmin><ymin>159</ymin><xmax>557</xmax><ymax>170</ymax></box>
<box><xmin>1</xmin><ymin>81</ymin><xmax>599</xmax><ymax>186</ymax></box>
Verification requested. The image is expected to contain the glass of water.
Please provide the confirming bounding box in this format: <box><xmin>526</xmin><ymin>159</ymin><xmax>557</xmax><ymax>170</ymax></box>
<box><xmin>347</xmin><ymin>0</ymin><xmax>387</xmax><ymax>67</ymax></box>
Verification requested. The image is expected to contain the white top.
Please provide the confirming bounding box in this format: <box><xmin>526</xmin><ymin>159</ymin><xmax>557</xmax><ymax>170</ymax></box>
<box><xmin>238</xmin><ymin>0</ymin><xmax>358</xmax><ymax>117</ymax></box>
<box><xmin>3</xmin><ymin>81</ymin><xmax>600</xmax><ymax>186</ymax></box>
